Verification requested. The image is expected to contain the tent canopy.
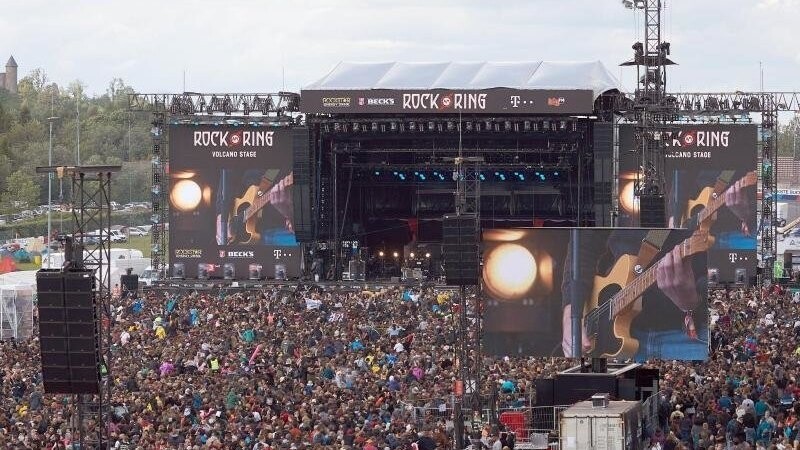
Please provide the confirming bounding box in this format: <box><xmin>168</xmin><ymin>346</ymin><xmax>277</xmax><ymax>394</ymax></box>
<box><xmin>304</xmin><ymin>61</ymin><xmax>622</xmax><ymax>100</ymax></box>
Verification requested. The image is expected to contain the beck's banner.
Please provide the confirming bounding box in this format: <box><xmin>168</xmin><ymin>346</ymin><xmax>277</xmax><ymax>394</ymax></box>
<box><xmin>618</xmin><ymin>124</ymin><xmax>757</xmax><ymax>285</ymax></box>
<box><xmin>300</xmin><ymin>88</ymin><xmax>594</xmax><ymax>115</ymax></box>
<box><xmin>482</xmin><ymin>228</ymin><xmax>709</xmax><ymax>361</ymax></box>
<box><xmin>168</xmin><ymin>125</ymin><xmax>303</xmax><ymax>279</ymax></box>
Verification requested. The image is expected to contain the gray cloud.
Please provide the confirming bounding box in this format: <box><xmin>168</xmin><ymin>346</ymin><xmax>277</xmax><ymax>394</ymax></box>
<box><xmin>0</xmin><ymin>0</ymin><xmax>797</xmax><ymax>94</ymax></box>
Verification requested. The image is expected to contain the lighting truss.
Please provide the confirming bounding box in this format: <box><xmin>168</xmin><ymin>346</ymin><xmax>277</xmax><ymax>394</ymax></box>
<box><xmin>127</xmin><ymin>92</ymin><xmax>300</xmax><ymax>116</ymax></box>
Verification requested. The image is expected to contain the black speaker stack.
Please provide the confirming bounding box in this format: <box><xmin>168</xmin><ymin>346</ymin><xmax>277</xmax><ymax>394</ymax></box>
<box><xmin>36</xmin><ymin>269</ymin><xmax>101</xmax><ymax>394</ymax></box>
<box><xmin>442</xmin><ymin>214</ymin><xmax>480</xmax><ymax>285</ymax></box>
<box><xmin>639</xmin><ymin>194</ymin><xmax>666</xmax><ymax>228</ymax></box>
<box><xmin>120</xmin><ymin>273</ymin><xmax>139</xmax><ymax>292</ymax></box>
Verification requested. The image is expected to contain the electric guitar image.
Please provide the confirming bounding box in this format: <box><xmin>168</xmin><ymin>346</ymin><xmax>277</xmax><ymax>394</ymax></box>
<box><xmin>228</xmin><ymin>172</ymin><xmax>293</xmax><ymax>244</ymax></box>
<box><xmin>681</xmin><ymin>171</ymin><xmax>757</xmax><ymax>229</ymax></box>
<box><xmin>582</xmin><ymin>171</ymin><xmax>755</xmax><ymax>358</ymax></box>
<box><xmin>583</xmin><ymin>229</ymin><xmax>713</xmax><ymax>358</ymax></box>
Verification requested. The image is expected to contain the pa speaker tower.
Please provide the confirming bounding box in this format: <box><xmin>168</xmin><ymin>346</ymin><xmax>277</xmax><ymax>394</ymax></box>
<box><xmin>442</xmin><ymin>214</ymin><xmax>480</xmax><ymax>285</ymax></box>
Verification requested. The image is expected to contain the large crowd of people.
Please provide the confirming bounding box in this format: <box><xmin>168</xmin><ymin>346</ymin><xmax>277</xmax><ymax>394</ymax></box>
<box><xmin>0</xmin><ymin>282</ymin><xmax>798</xmax><ymax>449</ymax></box>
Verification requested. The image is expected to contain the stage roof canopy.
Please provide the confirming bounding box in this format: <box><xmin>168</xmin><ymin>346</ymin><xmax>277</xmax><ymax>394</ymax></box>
<box><xmin>304</xmin><ymin>61</ymin><xmax>622</xmax><ymax>99</ymax></box>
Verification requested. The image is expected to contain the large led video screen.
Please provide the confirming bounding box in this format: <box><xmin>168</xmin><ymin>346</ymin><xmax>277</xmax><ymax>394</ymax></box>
<box><xmin>168</xmin><ymin>125</ymin><xmax>303</xmax><ymax>279</ymax></box>
<box><xmin>482</xmin><ymin>228</ymin><xmax>709</xmax><ymax>361</ymax></box>
<box><xmin>618</xmin><ymin>124</ymin><xmax>757</xmax><ymax>285</ymax></box>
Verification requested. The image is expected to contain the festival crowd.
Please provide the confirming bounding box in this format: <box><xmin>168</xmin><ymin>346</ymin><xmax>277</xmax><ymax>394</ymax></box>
<box><xmin>0</xmin><ymin>282</ymin><xmax>798</xmax><ymax>450</ymax></box>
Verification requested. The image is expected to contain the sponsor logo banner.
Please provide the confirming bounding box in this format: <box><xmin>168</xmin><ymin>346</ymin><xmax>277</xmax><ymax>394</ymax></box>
<box><xmin>300</xmin><ymin>89</ymin><xmax>594</xmax><ymax>114</ymax></box>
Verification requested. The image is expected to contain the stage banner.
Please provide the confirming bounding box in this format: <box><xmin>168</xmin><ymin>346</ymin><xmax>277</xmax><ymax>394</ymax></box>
<box><xmin>482</xmin><ymin>228</ymin><xmax>709</xmax><ymax>361</ymax></box>
<box><xmin>618</xmin><ymin>124</ymin><xmax>757</xmax><ymax>284</ymax></box>
<box><xmin>168</xmin><ymin>125</ymin><xmax>302</xmax><ymax>279</ymax></box>
<box><xmin>300</xmin><ymin>88</ymin><xmax>594</xmax><ymax>115</ymax></box>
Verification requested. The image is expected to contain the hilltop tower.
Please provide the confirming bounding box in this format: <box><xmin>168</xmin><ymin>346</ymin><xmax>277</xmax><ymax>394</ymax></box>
<box><xmin>4</xmin><ymin>56</ymin><xmax>17</xmax><ymax>93</ymax></box>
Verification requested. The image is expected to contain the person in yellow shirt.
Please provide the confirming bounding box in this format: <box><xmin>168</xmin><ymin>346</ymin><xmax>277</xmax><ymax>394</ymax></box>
<box><xmin>155</xmin><ymin>325</ymin><xmax>166</xmax><ymax>340</ymax></box>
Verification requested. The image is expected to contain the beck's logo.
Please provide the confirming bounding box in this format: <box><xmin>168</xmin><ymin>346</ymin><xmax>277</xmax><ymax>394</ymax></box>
<box><xmin>193</xmin><ymin>131</ymin><xmax>273</xmax><ymax>147</ymax></box>
<box><xmin>224</xmin><ymin>250</ymin><xmax>255</xmax><ymax>258</ymax></box>
<box><xmin>366</xmin><ymin>98</ymin><xmax>395</xmax><ymax>106</ymax></box>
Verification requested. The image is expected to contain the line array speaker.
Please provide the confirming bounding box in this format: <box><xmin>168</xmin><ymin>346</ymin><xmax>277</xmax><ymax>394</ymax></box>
<box><xmin>36</xmin><ymin>269</ymin><xmax>101</xmax><ymax>394</ymax></box>
<box><xmin>442</xmin><ymin>214</ymin><xmax>480</xmax><ymax>285</ymax></box>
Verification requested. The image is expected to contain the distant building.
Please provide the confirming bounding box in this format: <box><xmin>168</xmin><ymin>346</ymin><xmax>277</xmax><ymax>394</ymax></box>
<box><xmin>0</xmin><ymin>56</ymin><xmax>17</xmax><ymax>93</ymax></box>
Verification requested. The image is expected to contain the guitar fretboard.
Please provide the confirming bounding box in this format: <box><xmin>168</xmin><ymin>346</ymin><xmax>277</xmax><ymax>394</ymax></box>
<box><xmin>243</xmin><ymin>174</ymin><xmax>294</xmax><ymax>222</ymax></box>
<box><xmin>609</xmin><ymin>235</ymin><xmax>702</xmax><ymax>318</ymax></box>
<box><xmin>696</xmin><ymin>171</ymin><xmax>756</xmax><ymax>225</ymax></box>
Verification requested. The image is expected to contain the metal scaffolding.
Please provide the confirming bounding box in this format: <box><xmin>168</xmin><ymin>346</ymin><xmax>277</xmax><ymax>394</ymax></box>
<box><xmin>35</xmin><ymin>165</ymin><xmax>120</xmax><ymax>449</ymax></box>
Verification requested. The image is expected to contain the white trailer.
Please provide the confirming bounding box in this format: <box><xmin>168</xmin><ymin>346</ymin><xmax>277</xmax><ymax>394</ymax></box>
<box><xmin>559</xmin><ymin>397</ymin><xmax>642</xmax><ymax>450</ymax></box>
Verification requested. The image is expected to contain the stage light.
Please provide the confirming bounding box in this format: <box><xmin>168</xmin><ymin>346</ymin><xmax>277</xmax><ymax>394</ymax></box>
<box><xmin>428</xmin><ymin>121</ymin><xmax>435</xmax><ymax>131</ymax></box>
<box><xmin>620</xmin><ymin>178</ymin><xmax>639</xmax><ymax>214</ymax></box>
<box><xmin>466</xmin><ymin>121</ymin><xmax>474</xmax><ymax>132</ymax></box>
<box><xmin>371</xmin><ymin>122</ymin><xmax>378</xmax><ymax>132</ymax></box>
<box><xmin>223</xmin><ymin>263</ymin><xmax>235</xmax><ymax>280</ymax></box>
<box><xmin>334</xmin><ymin>122</ymin><xmax>341</xmax><ymax>132</ymax></box>
<box><xmin>523</xmin><ymin>120</ymin><xmax>531</xmax><ymax>131</ymax></box>
<box><xmin>391</xmin><ymin>122</ymin><xmax>398</xmax><ymax>132</ymax></box>
<box><xmin>447</xmin><ymin>121</ymin><xmax>455</xmax><ymax>131</ymax></box>
<box><xmin>198</xmin><ymin>263</ymin><xmax>210</xmax><ymax>280</ymax></box>
<box><xmin>379</xmin><ymin>251</ymin><xmax>385</xmax><ymax>257</ymax></box>
<box><xmin>542</xmin><ymin>120</ymin><xmax>550</xmax><ymax>130</ymax></box>
<box><xmin>483</xmin><ymin>243</ymin><xmax>537</xmax><ymax>300</ymax></box>
<box><xmin>374</xmin><ymin>171</ymin><xmax>380</xmax><ymax>176</ymax></box>
<box><xmin>479</xmin><ymin>174</ymin><xmax>486</xmax><ymax>181</ymax></box>
<box><xmin>352</xmin><ymin>122</ymin><xmax>361</xmax><ymax>132</ymax></box>
<box><xmin>393</xmin><ymin>251</ymin><xmax>399</xmax><ymax>258</ymax></box>
<box><xmin>504</xmin><ymin>120</ymin><xmax>512</xmax><ymax>131</ymax></box>
<box><xmin>554</xmin><ymin>171</ymin><xmax>559</xmax><ymax>176</ymax></box>
<box><xmin>409</xmin><ymin>121</ymin><xmax>417</xmax><ymax>131</ymax></box>
<box><xmin>171</xmin><ymin>179</ymin><xmax>202</xmax><ymax>212</ymax></box>
<box><xmin>249</xmin><ymin>264</ymin><xmax>263</xmax><ymax>280</ymax></box>
<box><xmin>484</xmin><ymin>120</ymin><xmax>492</xmax><ymax>131</ymax></box>
<box><xmin>425</xmin><ymin>252</ymin><xmax>431</xmax><ymax>258</ymax></box>
<box><xmin>410</xmin><ymin>252</ymin><xmax>415</xmax><ymax>259</ymax></box>
<box><xmin>173</xmin><ymin>263</ymin><xmax>185</xmax><ymax>279</ymax></box>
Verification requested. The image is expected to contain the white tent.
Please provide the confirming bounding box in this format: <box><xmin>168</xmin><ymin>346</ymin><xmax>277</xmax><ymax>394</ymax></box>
<box><xmin>304</xmin><ymin>61</ymin><xmax>622</xmax><ymax>99</ymax></box>
<box><xmin>0</xmin><ymin>270</ymin><xmax>36</xmax><ymax>341</ymax></box>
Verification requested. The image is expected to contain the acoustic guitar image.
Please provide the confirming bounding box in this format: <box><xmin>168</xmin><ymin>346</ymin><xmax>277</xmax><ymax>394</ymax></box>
<box><xmin>582</xmin><ymin>171</ymin><xmax>754</xmax><ymax>358</ymax></box>
<box><xmin>228</xmin><ymin>172</ymin><xmax>293</xmax><ymax>244</ymax></box>
<box><xmin>582</xmin><ymin>229</ymin><xmax>713</xmax><ymax>358</ymax></box>
<box><xmin>681</xmin><ymin>171</ymin><xmax>757</xmax><ymax>229</ymax></box>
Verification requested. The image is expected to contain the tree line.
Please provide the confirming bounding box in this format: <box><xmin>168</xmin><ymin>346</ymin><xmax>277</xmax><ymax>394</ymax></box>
<box><xmin>0</xmin><ymin>69</ymin><xmax>151</xmax><ymax>214</ymax></box>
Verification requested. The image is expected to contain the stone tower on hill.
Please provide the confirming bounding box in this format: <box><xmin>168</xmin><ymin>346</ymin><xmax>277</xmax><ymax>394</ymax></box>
<box><xmin>0</xmin><ymin>56</ymin><xmax>18</xmax><ymax>94</ymax></box>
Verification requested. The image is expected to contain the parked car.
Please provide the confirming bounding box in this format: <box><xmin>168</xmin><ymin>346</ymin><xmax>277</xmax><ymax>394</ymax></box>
<box><xmin>128</xmin><ymin>226</ymin><xmax>149</xmax><ymax>236</ymax></box>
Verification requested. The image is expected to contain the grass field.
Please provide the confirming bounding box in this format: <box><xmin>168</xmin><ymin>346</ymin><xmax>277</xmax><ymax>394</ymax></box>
<box><xmin>12</xmin><ymin>235</ymin><xmax>152</xmax><ymax>272</ymax></box>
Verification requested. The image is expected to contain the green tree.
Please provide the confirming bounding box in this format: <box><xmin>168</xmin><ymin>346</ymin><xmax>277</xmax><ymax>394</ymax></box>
<box><xmin>1</xmin><ymin>170</ymin><xmax>41</xmax><ymax>213</ymax></box>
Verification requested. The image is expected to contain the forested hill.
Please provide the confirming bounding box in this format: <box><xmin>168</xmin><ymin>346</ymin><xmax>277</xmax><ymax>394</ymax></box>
<box><xmin>0</xmin><ymin>69</ymin><xmax>151</xmax><ymax>213</ymax></box>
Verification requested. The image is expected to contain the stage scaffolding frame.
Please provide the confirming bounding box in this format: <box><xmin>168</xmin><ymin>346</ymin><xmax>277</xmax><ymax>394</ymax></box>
<box><xmin>35</xmin><ymin>165</ymin><xmax>120</xmax><ymax>449</ymax></box>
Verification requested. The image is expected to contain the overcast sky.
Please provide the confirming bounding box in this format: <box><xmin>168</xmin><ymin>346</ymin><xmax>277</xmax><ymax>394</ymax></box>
<box><xmin>1</xmin><ymin>0</ymin><xmax>798</xmax><ymax>96</ymax></box>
